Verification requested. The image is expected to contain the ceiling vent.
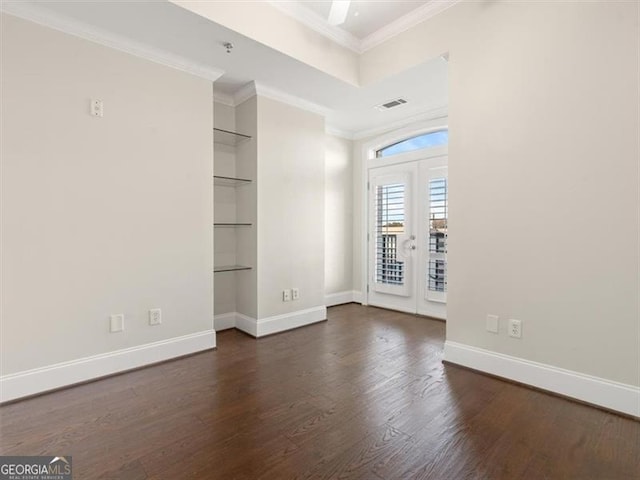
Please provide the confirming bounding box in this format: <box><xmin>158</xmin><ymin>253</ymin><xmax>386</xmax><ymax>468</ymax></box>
<box><xmin>375</xmin><ymin>98</ymin><xmax>408</xmax><ymax>111</ymax></box>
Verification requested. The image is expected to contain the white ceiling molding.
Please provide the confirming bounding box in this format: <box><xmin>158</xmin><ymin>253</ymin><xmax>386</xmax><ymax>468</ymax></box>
<box><xmin>360</xmin><ymin>0</ymin><xmax>461</xmax><ymax>52</ymax></box>
<box><xmin>325</xmin><ymin>125</ymin><xmax>354</xmax><ymax>140</ymax></box>
<box><xmin>229</xmin><ymin>81</ymin><xmax>330</xmax><ymax>119</ymax></box>
<box><xmin>213</xmin><ymin>91</ymin><xmax>235</xmax><ymax>107</ymax></box>
<box><xmin>0</xmin><ymin>1</ymin><xmax>225</xmax><ymax>82</ymax></box>
<box><xmin>232</xmin><ymin>82</ymin><xmax>259</xmax><ymax>107</ymax></box>
<box><xmin>323</xmin><ymin>105</ymin><xmax>448</xmax><ymax>141</ymax></box>
<box><xmin>267</xmin><ymin>0</ymin><xmax>462</xmax><ymax>54</ymax></box>
<box><xmin>254</xmin><ymin>83</ymin><xmax>330</xmax><ymax>117</ymax></box>
<box><xmin>267</xmin><ymin>1</ymin><xmax>361</xmax><ymax>53</ymax></box>
<box><xmin>350</xmin><ymin>105</ymin><xmax>449</xmax><ymax>140</ymax></box>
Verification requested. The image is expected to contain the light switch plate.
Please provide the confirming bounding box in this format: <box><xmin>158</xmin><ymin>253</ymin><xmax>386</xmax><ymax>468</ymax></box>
<box><xmin>110</xmin><ymin>314</ymin><xmax>124</xmax><ymax>333</ymax></box>
<box><xmin>486</xmin><ymin>314</ymin><xmax>499</xmax><ymax>334</ymax></box>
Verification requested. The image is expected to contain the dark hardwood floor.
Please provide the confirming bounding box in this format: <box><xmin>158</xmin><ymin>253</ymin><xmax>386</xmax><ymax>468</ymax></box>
<box><xmin>1</xmin><ymin>304</ymin><xmax>638</xmax><ymax>479</ymax></box>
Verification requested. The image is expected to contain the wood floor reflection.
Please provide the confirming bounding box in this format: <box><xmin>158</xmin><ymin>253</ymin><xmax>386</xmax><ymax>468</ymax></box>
<box><xmin>1</xmin><ymin>304</ymin><xmax>638</xmax><ymax>479</ymax></box>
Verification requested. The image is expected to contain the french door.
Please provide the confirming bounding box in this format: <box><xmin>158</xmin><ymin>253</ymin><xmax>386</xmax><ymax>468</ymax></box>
<box><xmin>367</xmin><ymin>155</ymin><xmax>448</xmax><ymax>319</ymax></box>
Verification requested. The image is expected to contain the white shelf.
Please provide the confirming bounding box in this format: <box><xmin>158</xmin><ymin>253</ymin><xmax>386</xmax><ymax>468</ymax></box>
<box><xmin>214</xmin><ymin>265</ymin><xmax>252</xmax><ymax>273</ymax></box>
<box><xmin>214</xmin><ymin>128</ymin><xmax>251</xmax><ymax>146</ymax></box>
<box><xmin>213</xmin><ymin>175</ymin><xmax>252</xmax><ymax>187</ymax></box>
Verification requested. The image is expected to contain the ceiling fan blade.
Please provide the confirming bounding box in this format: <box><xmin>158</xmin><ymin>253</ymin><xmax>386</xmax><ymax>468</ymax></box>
<box><xmin>328</xmin><ymin>0</ymin><xmax>351</xmax><ymax>26</ymax></box>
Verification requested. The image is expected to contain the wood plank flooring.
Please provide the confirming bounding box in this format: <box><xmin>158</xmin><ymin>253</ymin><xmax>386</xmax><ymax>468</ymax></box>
<box><xmin>1</xmin><ymin>304</ymin><xmax>638</xmax><ymax>479</ymax></box>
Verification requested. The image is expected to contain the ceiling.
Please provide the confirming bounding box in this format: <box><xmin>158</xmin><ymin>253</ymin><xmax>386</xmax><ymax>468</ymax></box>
<box><xmin>297</xmin><ymin>0</ymin><xmax>429</xmax><ymax>39</ymax></box>
<box><xmin>2</xmin><ymin>0</ymin><xmax>448</xmax><ymax>138</ymax></box>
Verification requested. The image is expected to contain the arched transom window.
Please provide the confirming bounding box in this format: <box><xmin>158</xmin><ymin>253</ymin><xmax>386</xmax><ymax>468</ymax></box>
<box><xmin>376</xmin><ymin>130</ymin><xmax>448</xmax><ymax>158</ymax></box>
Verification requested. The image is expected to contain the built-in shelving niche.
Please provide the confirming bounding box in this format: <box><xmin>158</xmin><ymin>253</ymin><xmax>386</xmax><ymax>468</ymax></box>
<box><xmin>213</xmin><ymin>127</ymin><xmax>253</xmax><ymax>276</ymax></box>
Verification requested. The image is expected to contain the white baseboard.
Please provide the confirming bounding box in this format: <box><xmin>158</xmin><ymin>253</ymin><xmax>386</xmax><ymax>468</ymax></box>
<box><xmin>444</xmin><ymin>341</ymin><xmax>640</xmax><ymax>417</ymax></box>
<box><xmin>257</xmin><ymin>306</ymin><xmax>326</xmax><ymax>337</ymax></box>
<box><xmin>325</xmin><ymin>290</ymin><xmax>358</xmax><ymax>307</ymax></box>
<box><xmin>235</xmin><ymin>312</ymin><xmax>258</xmax><ymax>337</ymax></box>
<box><xmin>0</xmin><ymin>330</ymin><xmax>216</xmax><ymax>403</ymax></box>
<box><xmin>353</xmin><ymin>291</ymin><xmax>363</xmax><ymax>304</ymax></box>
<box><xmin>231</xmin><ymin>306</ymin><xmax>327</xmax><ymax>338</ymax></box>
<box><xmin>214</xmin><ymin>312</ymin><xmax>237</xmax><ymax>331</ymax></box>
<box><xmin>366</xmin><ymin>301</ymin><xmax>416</xmax><ymax>315</ymax></box>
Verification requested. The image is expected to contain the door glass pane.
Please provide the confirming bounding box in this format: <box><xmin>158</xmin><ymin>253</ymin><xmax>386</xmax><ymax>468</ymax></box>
<box><xmin>428</xmin><ymin>178</ymin><xmax>447</xmax><ymax>292</ymax></box>
<box><xmin>375</xmin><ymin>184</ymin><xmax>405</xmax><ymax>286</ymax></box>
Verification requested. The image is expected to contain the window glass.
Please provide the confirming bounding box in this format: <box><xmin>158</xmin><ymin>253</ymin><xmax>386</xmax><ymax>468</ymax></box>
<box><xmin>428</xmin><ymin>177</ymin><xmax>447</xmax><ymax>293</ymax></box>
<box><xmin>375</xmin><ymin>184</ymin><xmax>405</xmax><ymax>286</ymax></box>
<box><xmin>377</xmin><ymin>130</ymin><xmax>448</xmax><ymax>158</ymax></box>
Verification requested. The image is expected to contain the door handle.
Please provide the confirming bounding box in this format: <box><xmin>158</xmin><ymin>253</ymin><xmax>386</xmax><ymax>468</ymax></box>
<box><xmin>402</xmin><ymin>236</ymin><xmax>417</xmax><ymax>251</ymax></box>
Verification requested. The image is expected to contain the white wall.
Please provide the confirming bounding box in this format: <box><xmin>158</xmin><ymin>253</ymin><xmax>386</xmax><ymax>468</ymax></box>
<box><xmin>1</xmin><ymin>14</ymin><xmax>214</xmax><ymax>387</ymax></box>
<box><xmin>359</xmin><ymin>1</ymin><xmax>640</xmax><ymax>394</ymax></box>
<box><xmin>235</xmin><ymin>97</ymin><xmax>259</xmax><ymax>320</ymax></box>
<box><xmin>213</xmin><ymin>101</ymin><xmax>236</xmax><ymax>137</ymax></box>
<box><xmin>256</xmin><ymin>97</ymin><xmax>326</xmax><ymax>320</ymax></box>
<box><xmin>325</xmin><ymin>134</ymin><xmax>353</xmax><ymax>299</ymax></box>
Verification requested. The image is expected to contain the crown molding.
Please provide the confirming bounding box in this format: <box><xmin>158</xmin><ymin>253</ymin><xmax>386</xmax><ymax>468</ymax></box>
<box><xmin>0</xmin><ymin>1</ymin><xmax>225</xmax><ymax>82</ymax></box>
<box><xmin>351</xmin><ymin>105</ymin><xmax>448</xmax><ymax>140</ymax></box>
<box><xmin>267</xmin><ymin>1</ymin><xmax>362</xmax><ymax>54</ymax></box>
<box><xmin>232</xmin><ymin>82</ymin><xmax>258</xmax><ymax>107</ymax></box>
<box><xmin>360</xmin><ymin>1</ymin><xmax>461</xmax><ymax>52</ymax></box>
<box><xmin>228</xmin><ymin>81</ymin><xmax>329</xmax><ymax>119</ymax></box>
<box><xmin>324</xmin><ymin>104</ymin><xmax>448</xmax><ymax>141</ymax></box>
<box><xmin>213</xmin><ymin>91</ymin><xmax>235</xmax><ymax>107</ymax></box>
<box><xmin>325</xmin><ymin>125</ymin><xmax>355</xmax><ymax>140</ymax></box>
<box><xmin>267</xmin><ymin>0</ymin><xmax>462</xmax><ymax>54</ymax></box>
<box><xmin>254</xmin><ymin>83</ymin><xmax>329</xmax><ymax>118</ymax></box>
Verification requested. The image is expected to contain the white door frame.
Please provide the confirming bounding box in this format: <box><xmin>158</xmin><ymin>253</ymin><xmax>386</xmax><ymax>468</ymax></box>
<box><xmin>368</xmin><ymin>163</ymin><xmax>418</xmax><ymax>313</ymax></box>
<box><xmin>359</xmin><ymin>116</ymin><xmax>449</xmax><ymax>307</ymax></box>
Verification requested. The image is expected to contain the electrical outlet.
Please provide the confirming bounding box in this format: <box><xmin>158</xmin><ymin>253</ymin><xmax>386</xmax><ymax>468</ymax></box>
<box><xmin>149</xmin><ymin>308</ymin><xmax>162</xmax><ymax>326</ymax></box>
<box><xmin>508</xmin><ymin>319</ymin><xmax>522</xmax><ymax>338</ymax></box>
<box><xmin>283</xmin><ymin>289</ymin><xmax>291</xmax><ymax>302</ymax></box>
<box><xmin>91</xmin><ymin>99</ymin><xmax>103</xmax><ymax>117</ymax></box>
<box><xmin>110</xmin><ymin>314</ymin><xmax>124</xmax><ymax>333</ymax></box>
<box><xmin>486</xmin><ymin>314</ymin><xmax>499</xmax><ymax>334</ymax></box>
<box><xmin>292</xmin><ymin>288</ymin><xmax>299</xmax><ymax>300</ymax></box>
